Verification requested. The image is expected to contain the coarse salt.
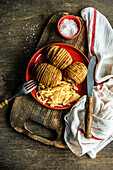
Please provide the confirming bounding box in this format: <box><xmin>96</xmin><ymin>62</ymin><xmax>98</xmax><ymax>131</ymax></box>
<box><xmin>59</xmin><ymin>19</ymin><xmax>78</xmax><ymax>37</ymax></box>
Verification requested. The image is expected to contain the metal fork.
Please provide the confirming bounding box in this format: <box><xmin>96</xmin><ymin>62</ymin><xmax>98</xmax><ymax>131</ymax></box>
<box><xmin>0</xmin><ymin>79</ymin><xmax>37</xmax><ymax>108</ymax></box>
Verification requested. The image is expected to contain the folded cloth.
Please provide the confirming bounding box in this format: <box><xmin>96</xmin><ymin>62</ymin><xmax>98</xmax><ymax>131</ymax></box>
<box><xmin>64</xmin><ymin>7</ymin><xmax>113</xmax><ymax>158</ymax></box>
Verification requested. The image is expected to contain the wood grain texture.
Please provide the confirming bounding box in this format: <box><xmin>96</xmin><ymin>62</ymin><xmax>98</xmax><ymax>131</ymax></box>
<box><xmin>84</xmin><ymin>97</ymin><xmax>93</xmax><ymax>139</ymax></box>
<box><xmin>10</xmin><ymin>12</ymin><xmax>88</xmax><ymax>148</ymax></box>
<box><xmin>1</xmin><ymin>0</ymin><xmax>113</xmax><ymax>169</ymax></box>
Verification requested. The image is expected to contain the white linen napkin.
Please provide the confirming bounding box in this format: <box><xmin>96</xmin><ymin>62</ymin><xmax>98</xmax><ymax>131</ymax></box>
<box><xmin>64</xmin><ymin>7</ymin><xmax>113</xmax><ymax>158</ymax></box>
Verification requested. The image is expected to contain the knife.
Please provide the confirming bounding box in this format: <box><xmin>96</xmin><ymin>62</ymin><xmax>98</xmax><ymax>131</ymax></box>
<box><xmin>84</xmin><ymin>56</ymin><xmax>96</xmax><ymax>139</ymax></box>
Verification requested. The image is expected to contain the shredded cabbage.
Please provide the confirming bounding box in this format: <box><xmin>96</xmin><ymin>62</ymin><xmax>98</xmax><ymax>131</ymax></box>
<box><xmin>36</xmin><ymin>81</ymin><xmax>80</xmax><ymax>107</ymax></box>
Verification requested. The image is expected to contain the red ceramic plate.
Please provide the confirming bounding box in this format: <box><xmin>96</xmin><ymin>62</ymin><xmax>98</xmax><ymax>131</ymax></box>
<box><xmin>26</xmin><ymin>43</ymin><xmax>89</xmax><ymax>109</ymax></box>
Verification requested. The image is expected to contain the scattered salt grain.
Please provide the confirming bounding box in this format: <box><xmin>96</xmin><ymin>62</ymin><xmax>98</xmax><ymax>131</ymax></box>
<box><xmin>59</xmin><ymin>19</ymin><xmax>78</xmax><ymax>37</ymax></box>
<box><xmin>36</xmin><ymin>24</ymin><xmax>39</xmax><ymax>27</ymax></box>
<box><xmin>23</xmin><ymin>23</ymin><xmax>39</xmax><ymax>53</ymax></box>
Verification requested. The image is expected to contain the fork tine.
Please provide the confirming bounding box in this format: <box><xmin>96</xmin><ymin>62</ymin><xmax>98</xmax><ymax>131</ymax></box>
<box><xmin>24</xmin><ymin>79</ymin><xmax>37</xmax><ymax>94</ymax></box>
<box><xmin>24</xmin><ymin>81</ymin><xmax>36</xmax><ymax>88</ymax></box>
<box><xmin>26</xmin><ymin>85</ymin><xmax>37</xmax><ymax>93</ymax></box>
<box><xmin>24</xmin><ymin>79</ymin><xmax>34</xmax><ymax>86</ymax></box>
<box><xmin>25</xmin><ymin>82</ymin><xmax>36</xmax><ymax>90</ymax></box>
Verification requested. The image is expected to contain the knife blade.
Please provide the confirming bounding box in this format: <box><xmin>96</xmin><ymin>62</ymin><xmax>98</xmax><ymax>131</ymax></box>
<box><xmin>84</xmin><ymin>55</ymin><xmax>96</xmax><ymax>139</ymax></box>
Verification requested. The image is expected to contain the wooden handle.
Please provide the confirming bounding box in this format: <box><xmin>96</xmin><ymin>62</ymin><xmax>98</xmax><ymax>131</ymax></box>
<box><xmin>0</xmin><ymin>99</ymin><xmax>8</xmax><ymax>108</ymax></box>
<box><xmin>84</xmin><ymin>97</ymin><xmax>93</xmax><ymax>139</ymax></box>
<box><xmin>22</xmin><ymin>123</ymin><xmax>66</xmax><ymax>148</ymax></box>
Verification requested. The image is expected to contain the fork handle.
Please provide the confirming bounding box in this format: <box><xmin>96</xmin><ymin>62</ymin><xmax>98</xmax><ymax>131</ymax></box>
<box><xmin>0</xmin><ymin>99</ymin><xmax>8</xmax><ymax>108</ymax></box>
<box><xmin>0</xmin><ymin>93</ymin><xmax>21</xmax><ymax>109</ymax></box>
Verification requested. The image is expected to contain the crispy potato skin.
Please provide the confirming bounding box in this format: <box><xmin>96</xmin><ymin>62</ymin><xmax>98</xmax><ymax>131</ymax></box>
<box><xmin>46</xmin><ymin>45</ymin><xmax>72</xmax><ymax>69</ymax></box>
<box><xmin>33</xmin><ymin>63</ymin><xmax>62</xmax><ymax>87</ymax></box>
<box><xmin>64</xmin><ymin>62</ymin><xmax>88</xmax><ymax>85</ymax></box>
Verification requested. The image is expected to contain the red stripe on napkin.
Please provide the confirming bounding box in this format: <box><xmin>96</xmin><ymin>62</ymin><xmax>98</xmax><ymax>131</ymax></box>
<box><xmin>91</xmin><ymin>9</ymin><xmax>97</xmax><ymax>56</ymax></box>
<box><xmin>78</xmin><ymin>128</ymin><xmax>103</xmax><ymax>140</ymax></box>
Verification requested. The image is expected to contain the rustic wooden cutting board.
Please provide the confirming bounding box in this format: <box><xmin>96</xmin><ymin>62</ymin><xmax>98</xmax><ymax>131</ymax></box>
<box><xmin>10</xmin><ymin>12</ymin><xmax>88</xmax><ymax>148</ymax></box>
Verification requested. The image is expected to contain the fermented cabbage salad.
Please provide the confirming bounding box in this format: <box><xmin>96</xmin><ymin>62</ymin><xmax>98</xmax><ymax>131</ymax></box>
<box><xmin>36</xmin><ymin>81</ymin><xmax>80</xmax><ymax>107</ymax></box>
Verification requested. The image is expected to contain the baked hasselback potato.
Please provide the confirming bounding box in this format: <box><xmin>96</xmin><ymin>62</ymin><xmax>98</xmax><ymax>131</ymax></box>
<box><xmin>33</xmin><ymin>63</ymin><xmax>62</xmax><ymax>87</ymax></box>
<box><xmin>46</xmin><ymin>45</ymin><xmax>72</xmax><ymax>69</ymax></box>
<box><xmin>64</xmin><ymin>62</ymin><xmax>88</xmax><ymax>85</ymax></box>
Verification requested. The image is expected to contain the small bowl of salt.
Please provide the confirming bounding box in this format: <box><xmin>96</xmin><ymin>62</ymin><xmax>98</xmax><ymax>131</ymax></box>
<box><xmin>57</xmin><ymin>15</ymin><xmax>81</xmax><ymax>39</ymax></box>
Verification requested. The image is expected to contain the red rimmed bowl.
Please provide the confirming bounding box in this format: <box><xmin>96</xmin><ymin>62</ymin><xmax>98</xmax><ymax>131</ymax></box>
<box><xmin>57</xmin><ymin>15</ymin><xmax>81</xmax><ymax>39</ymax></box>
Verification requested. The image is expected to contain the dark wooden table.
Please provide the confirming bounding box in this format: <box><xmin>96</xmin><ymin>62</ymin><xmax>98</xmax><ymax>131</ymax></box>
<box><xmin>0</xmin><ymin>1</ymin><xmax>113</xmax><ymax>169</ymax></box>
